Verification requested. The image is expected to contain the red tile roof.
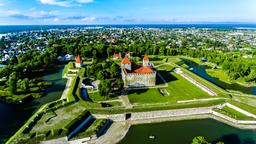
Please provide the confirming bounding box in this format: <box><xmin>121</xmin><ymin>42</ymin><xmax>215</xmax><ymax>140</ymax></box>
<box><xmin>76</xmin><ymin>55</ymin><xmax>81</xmax><ymax>63</ymax></box>
<box><xmin>121</xmin><ymin>57</ymin><xmax>131</xmax><ymax>64</ymax></box>
<box><xmin>143</xmin><ymin>55</ymin><xmax>149</xmax><ymax>60</ymax></box>
<box><xmin>133</xmin><ymin>66</ymin><xmax>153</xmax><ymax>74</ymax></box>
<box><xmin>113</xmin><ymin>53</ymin><xmax>121</xmax><ymax>59</ymax></box>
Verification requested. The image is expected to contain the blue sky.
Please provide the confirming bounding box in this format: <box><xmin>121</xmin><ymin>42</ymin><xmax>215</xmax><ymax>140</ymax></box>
<box><xmin>0</xmin><ymin>0</ymin><xmax>255</xmax><ymax>25</ymax></box>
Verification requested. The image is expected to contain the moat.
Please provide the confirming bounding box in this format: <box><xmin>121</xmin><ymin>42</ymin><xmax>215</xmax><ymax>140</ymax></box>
<box><xmin>183</xmin><ymin>59</ymin><xmax>256</xmax><ymax>95</ymax></box>
<box><xmin>120</xmin><ymin>119</ymin><xmax>256</xmax><ymax>144</ymax></box>
<box><xmin>0</xmin><ymin>66</ymin><xmax>66</xmax><ymax>143</ymax></box>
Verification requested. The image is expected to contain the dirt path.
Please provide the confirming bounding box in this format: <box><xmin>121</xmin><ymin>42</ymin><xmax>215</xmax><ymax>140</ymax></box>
<box><xmin>91</xmin><ymin>122</ymin><xmax>130</xmax><ymax>144</ymax></box>
<box><xmin>60</xmin><ymin>77</ymin><xmax>73</xmax><ymax>100</ymax></box>
<box><xmin>119</xmin><ymin>95</ymin><xmax>133</xmax><ymax>108</ymax></box>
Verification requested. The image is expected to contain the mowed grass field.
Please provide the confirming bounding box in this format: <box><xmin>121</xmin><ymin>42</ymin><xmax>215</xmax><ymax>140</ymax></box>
<box><xmin>128</xmin><ymin>70</ymin><xmax>213</xmax><ymax>104</ymax></box>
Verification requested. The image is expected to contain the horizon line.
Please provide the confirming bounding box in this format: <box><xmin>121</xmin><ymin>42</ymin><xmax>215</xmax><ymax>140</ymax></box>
<box><xmin>1</xmin><ymin>22</ymin><xmax>256</xmax><ymax>26</ymax></box>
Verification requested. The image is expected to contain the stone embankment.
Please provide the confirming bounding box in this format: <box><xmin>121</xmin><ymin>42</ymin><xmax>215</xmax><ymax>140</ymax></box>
<box><xmin>91</xmin><ymin>103</ymin><xmax>256</xmax><ymax>144</ymax></box>
<box><xmin>93</xmin><ymin>106</ymin><xmax>216</xmax><ymax>121</ymax></box>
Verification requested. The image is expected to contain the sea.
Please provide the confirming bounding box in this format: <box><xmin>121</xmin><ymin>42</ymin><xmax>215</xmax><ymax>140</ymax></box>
<box><xmin>1</xmin><ymin>23</ymin><xmax>256</xmax><ymax>33</ymax></box>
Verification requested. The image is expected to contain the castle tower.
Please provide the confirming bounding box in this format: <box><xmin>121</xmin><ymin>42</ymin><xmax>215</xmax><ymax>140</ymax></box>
<box><xmin>75</xmin><ymin>55</ymin><xmax>82</xmax><ymax>68</ymax></box>
<box><xmin>143</xmin><ymin>55</ymin><xmax>149</xmax><ymax>67</ymax></box>
<box><xmin>121</xmin><ymin>57</ymin><xmax>131</xmax><ymax>71</ymax></box>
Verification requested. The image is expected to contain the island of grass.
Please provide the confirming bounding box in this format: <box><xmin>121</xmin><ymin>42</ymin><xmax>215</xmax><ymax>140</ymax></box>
<box><xmin>0</xmin><ymin>76</ymin><xmax>52</xmax><ymax>104</ymax></box>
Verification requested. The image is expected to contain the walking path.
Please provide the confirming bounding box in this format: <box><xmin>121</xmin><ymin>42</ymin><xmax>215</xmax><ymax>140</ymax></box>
<box><xmin>177</xmin><ymin>97</ymin><xmax>227</xmax><ymax>103</ymax></box>
<box><xmin>97</xmin><ymin>99</ymin><xmax>122</xmax><ymax>103</ymax></box>
<box><xmin>119</xmin><ymin>95</ymin><xmax>133</xmax><ymax>108</ymax></box>
<box><xmin>91</xmin><ymin>122</ymin><xmax>130</xmax><ymax>144</ymax></box>
<box><xmin>174</xmin><ymin>68</ymin><xmax>217</xmax><ymax>96</ymax></box>
<box><xmin>60</xmin><ymin>76</ymin><xmax>73</xmax><ymax>100</ymax></box>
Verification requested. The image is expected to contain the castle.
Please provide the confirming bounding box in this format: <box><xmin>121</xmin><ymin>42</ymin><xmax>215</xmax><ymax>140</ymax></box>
<box><xmin>121</xmin><ymin>55</ymin><xmax>156</xmax><ymax>88</ymax></box>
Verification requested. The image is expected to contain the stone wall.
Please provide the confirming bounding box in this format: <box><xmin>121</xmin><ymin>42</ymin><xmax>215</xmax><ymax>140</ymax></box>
<box><xmin>225</xmin><ymin>103</ymin><xmax>256</xmax><ymax>119</ymax></box>
<box><xmin>122</xmin><ymin>68</ymin><xmax>156</xmax><ymax>87</ymax></box>
<box><xmin>212</xmin><ymin>111</ymin><xmax>256</xmax><ymax>124</ymax></box>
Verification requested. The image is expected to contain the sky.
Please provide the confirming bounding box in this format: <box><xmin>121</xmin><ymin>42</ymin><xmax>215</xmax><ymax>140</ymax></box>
<box><xmin>0</xmin><ymin>0</ymin><xmax>255</xmax><ymax>25</ymax></box>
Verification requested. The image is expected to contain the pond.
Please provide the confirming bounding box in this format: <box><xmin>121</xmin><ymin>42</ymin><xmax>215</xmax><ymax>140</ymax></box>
<box><xmin>120</xmin><ymin>119</ymin><xmax>256</xmax><ymax>144</ymax></box>
<box><xmin>0</xmin><ymin>66</ymin><xmax>67</xmax><ymax>143</ymax></box>
<box><xmin>182</xmin><ymin>59</ymin><xmax>256</xmax><ymax>95</ymax></box>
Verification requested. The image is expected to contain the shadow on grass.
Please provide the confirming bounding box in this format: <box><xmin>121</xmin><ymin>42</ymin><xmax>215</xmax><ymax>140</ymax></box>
<box><xmin>127</xmin><ymin>89</ymin><xmax>149</xmax><ymax>95</ymax></box>
<box><xmin>156</xmin><ymin>70</ymin><xmax>178</xmax><ymax>85</ymax></box>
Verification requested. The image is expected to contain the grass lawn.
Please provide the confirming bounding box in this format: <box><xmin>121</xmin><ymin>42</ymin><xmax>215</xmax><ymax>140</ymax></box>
<box><xmin>31</xmin><ymin>103</ymin><xmax>85</xmax><ymax>132</ymax></box>
<box><xmin>63</xmin><ymin>62</ymin><xmax>76</xmax><ymax>76</ymax></box>
<box><xmin>128</xmin><ymin>71</ymin><xmax>212</xmax><ymax>104</ymax></box>
<box><xmin>179</xmin><ymin>67</ymin><xmax>228</xmax><ymax>97</ymax></box>
<box><xmin>206</xmin><ymin>69</ymin><xmax>254</xmax><ymax>94</ymax></box>
<box><xmin>89</xmin><ymin>99</ymin><xmax>226</xmax><ymax>114</ymax></box>
<box><xmin>206</xmin><ymin>69</ymin><xmax>232</xmax><ymax>84</ymax></box>
<box><xmin>70</xmin><ymin>119</ymin><xmax>108</xmax><ymax>140</ymax></box>
<box><xmin>156</xmin><ymin>63</ymin><xmax>176</xmax><ymax>71</ymax></box>
<box><xmin>214</xmin><ymin>106</ymin><xmax>254</xmax><ymax>120</ymax></box>
<box><xmin>88</xmin><ymin>92</ymin><xmax>118</xmax><ymax>102</ymax></box>
<box><xmin>232</xmin><ymin>96</ymin><xmax>256</xmax><ymax>108</ymax></box>
<box><xmin>227</xmin><ymin>100</ymin><xmax>256</xmax><ymax>115</ymax></box>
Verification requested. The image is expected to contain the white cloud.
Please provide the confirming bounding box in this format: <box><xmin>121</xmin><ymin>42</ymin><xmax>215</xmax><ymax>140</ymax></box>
<box><xmin>0</xmin><ymin>10</ymin><xmax>20</xmax><ymax>15</ymax></box>
<box><xmin>39</xmin><ymin>0</ymin><xmax>93</xmax><ymax>7</ymax></box>
<box><xmin>40</xmin><ymin>0</ymin><xmax>71</xmax><ymax>7</ymax></box>
<box><xmin>53</xmin><ymin>18</ymin><xmax>59</xmax><ymax>22</ymax></box>
<box><xmin>81</xmin><ymin>16</ymin><xmax>96</xmax><ymax>22</ymax></box>
<box><xmin>0</xmin><ymin>3</ymin><xmax>4</xmax><ymax>6</ymax></box>
<box><xmin>76</xmin><ymin>0</ymin><xmax>93</xmax><ymax>3</ymax></box>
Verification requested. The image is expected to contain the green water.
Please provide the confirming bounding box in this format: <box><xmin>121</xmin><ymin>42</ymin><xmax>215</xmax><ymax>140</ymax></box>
<box><xmin>182</xmin><ymin>59</ymin><xmax>256</xmax><ymax>95</ymax></box>
<box><xmin>0</xmin><ymin>66</ymin><xmax>66</xmax><ymax>143</ymax></box>
<box><xmin>120</xmin><ymin>119</ymin><xmax>256</xmax><ymax>144</ymax></box>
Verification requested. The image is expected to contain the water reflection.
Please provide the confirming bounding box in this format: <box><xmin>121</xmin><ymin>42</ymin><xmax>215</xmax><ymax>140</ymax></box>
<box><xmin>182</xmin><ymin>59</ymin><xmax>256</xmax><ymax>95</ymax></box>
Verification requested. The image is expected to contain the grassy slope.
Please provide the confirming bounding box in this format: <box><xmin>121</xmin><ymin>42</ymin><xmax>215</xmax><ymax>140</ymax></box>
<box><xmin>70</xmin><ymin>119</ymin><xmax>108</xmax><ymax>140</ymax></box>
<box><xmin>128</xmin><ymin>71</ymin><xmax>212</xmax><ymax>104</ymax></box>
<box><xmin>215</xmin><ymin>106</ymin><xmax>254</xmax><ymax>120</ymax></box>
<box><xmin>31</xmin><ymin>103</ymin><xmax>85</xmax><ymax>132</ymax></box>
<box><xmin>89</xmin><ymin>92</ymin><xmax>118</xmax><ymax>102</ymax></box>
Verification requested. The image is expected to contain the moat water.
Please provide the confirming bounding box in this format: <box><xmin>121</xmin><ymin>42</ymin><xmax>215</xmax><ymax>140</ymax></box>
<box><xmin>120</xmin><ymin>119</ymin><xmax>256</xmax><ymax>144</ymax></box>
<box><xmin>0</xmin><ymin>66</ymin><xmax>66</xmax><ymax>143</ymax></box>
<box><xmin>183</xmin><ymin>59</ymin><xmax>256</xmax><ymax>95</ymax></box>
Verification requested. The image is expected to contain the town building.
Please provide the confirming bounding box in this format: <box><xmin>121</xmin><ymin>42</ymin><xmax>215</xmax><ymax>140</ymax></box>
<box><xmin>113</xmin><ymin>52</ymin><xmax>122</xmax><ymax>60</ymax></box>
<box><xmin>121</xmin><ymin>55</ymin><xmax>156</xmax><ymax>88</ymax></box>
<box><xmin>75</xmin><ymin>55</ymin><xmax>82</xmax><ymax>68</ymax></box>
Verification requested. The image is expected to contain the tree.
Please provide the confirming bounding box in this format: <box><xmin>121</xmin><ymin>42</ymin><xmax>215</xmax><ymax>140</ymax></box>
<box><xmin>9</xmin><ymin>56</ymin><xmax>18</xmax><ymax>65</ymax></box>
<box><xmin>109</xmin><ymin>63</ymin><xmax>120</xmax><ymax>78</ymax></box>
<box><xmin>18</xmin><ymin>78</ymin><xmax>29</xmax><ymax>92</ymax></box>
<box><xmin>115</xmin><ymin>78</ymin><xmax>124</xmax><ymax>91</ymax></box>
<box><xmin>192</xmin><ymin>136</ymin><xmax>210</xmax><ymax>144</ymax></box>
<box><xmin>98</xmin><ymin>80</ymin><xmax>112</xmax><ymax>97</ymax></box>
<box><xmin>7</xmin><ymin>72</ymin><xmax>18</xmax><ymax>95</ymax></box>
<box><xmin>97</xmin><ymin>71</ymin><xmax>105</xmax><ymax>80</ymax></box>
